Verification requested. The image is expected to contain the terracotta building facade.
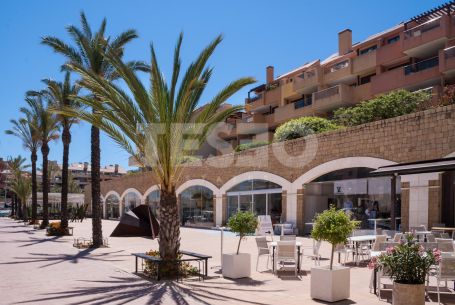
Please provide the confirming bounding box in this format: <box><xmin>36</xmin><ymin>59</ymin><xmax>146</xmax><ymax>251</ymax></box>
<box><xmin>86</xmin><ymin>104</ymin><xmax>455</xmax><ymax>234</ymax></box>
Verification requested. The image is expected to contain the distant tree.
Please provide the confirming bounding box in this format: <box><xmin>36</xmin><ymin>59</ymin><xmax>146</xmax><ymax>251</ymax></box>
<box><xmin>274</xmin><ymin>117</ymin><xmax>340</xmax><ymax>142</ymax></box>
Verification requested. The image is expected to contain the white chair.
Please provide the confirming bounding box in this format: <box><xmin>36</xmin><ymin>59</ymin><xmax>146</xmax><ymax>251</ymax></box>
<box><xmin>371</xmin><ymin>235</ymin><xmax>388</xmax><ymax>251</ymax></box>
<box><xmin>437</xmin><ymin>240</ymin><xmax>455</xmax><ymax>253</ymax></box>
<box><xmin>426</xmin><ymin>234</ymin><xmax>436</xmax><ymax>242</ymax></box>
<box><xmin>393</xmin><ymin>233</ymin><xmax>403</xmax><ymax>242</ymax></box>
<box><xmin>280</xmin><ymin>235</ymin><xmax>296</xmax><ymax>241</ymax></box>
<box><xmin>304</xmin><ymin>239</ymin><xmax>321</xmax><ymax>265</ymax></box>
<box><xmin>334</xmin><ymin>243</ymin><xmax>355</xmax><ymax>265</ymax></box>
<box><xmin>275</xmin><ymin>241</ymin><xmax>298</xmax><ymax>276</ymax></box>
<box><xmin>255</xmin><ymin>237</ymin><xmax>271</xmax><ymax>271</ymax></box>
<box><xmin>436</xmin><ymin>253</ymin><xmax>455</xmax><ymax>304</ymax></box>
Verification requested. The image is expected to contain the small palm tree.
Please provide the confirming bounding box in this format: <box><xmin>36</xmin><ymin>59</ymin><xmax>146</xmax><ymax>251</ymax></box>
<box><xmin>56</xmin><ymin>33</ymin><xmax>255</xmax><ymax>275</ymax></box>
<box><xmin>10</xmin><ymin>176</ymin><xmax>32</xmax><ymax>222</ymax></box>
<box><xmin>6</xmin><ymin>156</ymin><xmax>30</xmax><ymax>219</ymax></box>
<box><xmin>21</xmin><ymin>96</ymin><xmax>59</xmax><ymax>228</ymax></box>
<box><xmin>42</xmin><ymin>12</ymin><xmax>144</xmax><ymax>247</ymax></box>
<box><xmin>5</xmin><ymin>112</ymin><xmax>41</xmax><ymax>223</ymax></box>
<box><xmin>33</xmin><ymin>72</ymin><xmax>81</xmax><ymax>229</ymax></box>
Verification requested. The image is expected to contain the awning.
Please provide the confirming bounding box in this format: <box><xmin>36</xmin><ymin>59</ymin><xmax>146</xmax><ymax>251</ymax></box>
<box><xmin>370</xmin><ymin>157</ymin><xmax>455</xmax><ymax>177</ymax></box>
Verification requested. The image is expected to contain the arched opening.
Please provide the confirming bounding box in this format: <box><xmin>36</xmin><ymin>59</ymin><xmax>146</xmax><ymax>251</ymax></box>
<box><xmin>121</xmin><ymin>190</ymin><xmax>142</xmax><ymax>214</ymax></box>
<box><xmin>226</xmin><ymin>179</ymin><xmax>283</xmax><ymax>224</ymax></box>
<box><xmin>179</xmin><ymin>186</ymin><xmax>214</xmax><ymax>228</ymax></box>
<box><xmin>144</xmin><ymin>189</ymin><xmax>160</xmax><ymax>220</ymax></box>
<box><xmin>302</xmin><ymin>167</ymin><xmax>401</xmax><ymax>233</ymax></box>
<box><xmin>105</xmin><ymin>194</ymin><xmax>120</xmax><ymax>219</ymax></box>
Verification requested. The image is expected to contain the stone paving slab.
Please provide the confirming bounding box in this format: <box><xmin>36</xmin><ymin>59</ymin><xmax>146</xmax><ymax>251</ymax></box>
<box><xmin>0</xmin><ymin>218</ymin><xmax>454</xmax><ymax>304</ymax></box>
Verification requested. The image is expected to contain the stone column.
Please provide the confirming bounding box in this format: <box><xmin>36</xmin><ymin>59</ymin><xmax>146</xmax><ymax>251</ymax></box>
<box><xmin>215</xmin><ymin>195</ymin><xmax>223</xmax><ymax>226</ymax></box>
<box><xmin>296</xmin><ymin>188</ymin><xmax>305</xmax><ymax>235</ymax></box>
<box><xmin>401</xmin><ymin>173</ymin><xmax>441</xmax><ymax>230</ymax></box>
<box><xmin>285</xmin><ymin>190</ymin><xmax>296</xmax><ymax>224</ymax></box>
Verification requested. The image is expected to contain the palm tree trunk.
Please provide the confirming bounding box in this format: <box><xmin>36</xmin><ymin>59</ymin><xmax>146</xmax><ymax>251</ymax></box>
<box><xmin>31</xmin><ymin>149</ymin><xmax>38</xmax><ymax>223</ymax></box>
<box><xmin>16</xmin><ymin>195</ymin><xmax>22</xmax><ymax>219</ymax></box>
<box><xmin>21</xmin><ymin>198</ymin><xmax>27</xmax><ymax>222</ymax></box>
<box><xmin>159</xmin><ymin>188</ymin><xmax>180</xmax><ymax>277</ymax></box>
<box><xmin>60</xmin><ymin>123</ymin><xmax>70</xmax><ymax>229</ymax></box>
<box><xmin>11</xmin><ymin>193</ymin><xmax>15</xmax><ymax>217</ymax></box>
<box><xmin>91</xmin><ymin>121</ymin><xmax>103</xmax><ymax>247</ymax></box>
<box><xmin>40</xmin><ymin>143</ymin><xmax>50</xmax><ymax>229</ymax></box>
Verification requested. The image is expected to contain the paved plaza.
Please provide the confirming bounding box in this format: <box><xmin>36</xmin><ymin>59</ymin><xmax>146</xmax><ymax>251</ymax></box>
<box><xmin>1</xmin><ymin>218</ymin><xmax>454</xmax><ymax>305</ymax></box>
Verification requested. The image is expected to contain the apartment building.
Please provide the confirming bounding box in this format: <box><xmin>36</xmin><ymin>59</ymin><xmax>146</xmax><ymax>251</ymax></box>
<box><xmin>218</xmin><ymin>1</ymin><xmax>455</xmax><ymax>150</ymax></box>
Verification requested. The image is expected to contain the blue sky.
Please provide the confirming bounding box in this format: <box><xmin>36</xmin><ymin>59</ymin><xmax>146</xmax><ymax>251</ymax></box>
<box><xmin>0</xmin><ymin>0</ymin><xmax>446</xmax><ymax>170</ymax></box>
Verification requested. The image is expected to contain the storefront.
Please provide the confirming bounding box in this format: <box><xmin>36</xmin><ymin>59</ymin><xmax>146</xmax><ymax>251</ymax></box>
<box><xmin>122</xmin><ymin>192</ymin><xmax>141</xmax><ymax>214</ymax></box>
<box><xmin>179</xmin><ymin>186</ymin><xmax>214</xmax><ymax>227</ymax></box>
<box><xmin>303</xmin><ymin>168</ymin><xmax>401</xmax><ymax>233</ymax></box>
<box><xmin>105</xmin><ymin>194</ymin><xmax>120</xmax><ymax>219</ymax></box>
<box><xmin>226</xmin><ymin>179</ymin><xmax>282</xmax><ymax>224</ymax></box>
<box><xmin>145</xmin><ymin>190</ymin><xmax>160</xmax><ymax>220</ymax></box>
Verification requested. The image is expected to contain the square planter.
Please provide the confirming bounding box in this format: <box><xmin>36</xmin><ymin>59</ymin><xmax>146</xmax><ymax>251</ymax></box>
<box><xmin>311</xmin><ymin>266</ymin><xmax>350</xmax><ymax>302</ymax></box>
<box><xmin>222</xmin><ymin>253</ymin><xmax>251</xmax><ymax>279</ymax></box>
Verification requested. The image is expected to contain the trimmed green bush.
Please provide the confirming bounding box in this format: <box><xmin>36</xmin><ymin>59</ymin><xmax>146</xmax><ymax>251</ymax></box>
<box><xmin>333</xmin><ymin>89</ymin><xmax>430</xmax><ymax>127</ymax></box>
<box><xmin>235</xmin><ymin>141</ymin><xmax>270</xmax><ymax>152</ymax></box>
<box><xmin>273</xmin><ymin>117</ymin><xmax>340</xmax><ymax>142</ymax></box>
<box><xmin>311</xmin><ymin>206</ymin><xmax>359</xmax><ymax>270</ymax></box>
<box><xmin>228</xmin><ymin>211</ymin><xmax>258</xmax><ymax>254</ymax></box>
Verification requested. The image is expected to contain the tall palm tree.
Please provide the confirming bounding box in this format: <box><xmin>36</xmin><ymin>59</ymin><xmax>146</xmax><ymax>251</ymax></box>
<box><xmin>57</xmin><ymin>33</ymin><xmax>255</xmax><ymax>275</ymax></box>
<box><xmin>21</xmin><ymin>96</ymin><xmax>59</xmax><ymax>228</ymax></box>
<box><xmin>10</xmin><ymin>176</ymin><xmax>32</xmax><ymax>222</ymax></box>
<box><xmin>42</xmin><ymin>12</ymin><xmax>144</xmax><ymax>246</ymax></box>
<box><xmin>6</xmin><ymin>156</ymin><xmax>30</xmax><ymax>219</ymax></box>
<box><xmin>34</xmin><ymin>72</ymin><xmax>81</xmax><ymax>229</ymax></box>
<box><xmin>5</xmin><ymin>112</ymin><xmax>40</xmax><ymax>223</ymax></box>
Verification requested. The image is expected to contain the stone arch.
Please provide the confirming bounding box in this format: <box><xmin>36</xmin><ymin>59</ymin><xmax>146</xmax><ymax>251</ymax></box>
<box><xmin>220</xmin><ymin>171</ymin><xmax>292</xmax><ymax>194</ymax></box>
<box><xmin>120</xmin><ymin>188</ymin><xmax>143</xmax><ymax>202</ymax></box>
<box><xmin>291</xmin><ymin>156</ymin><xmax>397</xmax><ymax>191</ymax></box>
<box><xmin>176</xmin><ymin>179</ymin><xmax>221</xmax><ymax>197</ymax></box>
<box><xmin>103</xmin><ymin>191</ymin><xmax>121</xmax><ymax>219</ymax></box>
<box><xmin>142</xmin><ymin>185</ymin><xmax>161</xmax><ymax>202</ymax></box>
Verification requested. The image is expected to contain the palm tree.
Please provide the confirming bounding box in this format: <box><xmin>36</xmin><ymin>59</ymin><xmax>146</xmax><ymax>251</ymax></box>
<box><xmin>21</xmin><ymin>96</ymin><xmax>59</xmax><ymax>228</ymax></box>
<box><xmin>42</xmin><ymin>12</ymin><xmax>144</xmax><ymax>246</ymax></box>
<box><xmin>10</xmin><ymin>176</ymin><xmax>32</xmax><ymax>222</ymax></box>
<box><xmin>5</xmin><ymin>112</ymin><xmax>40</xmax><ymax>223</ymax></box>
<box><xmin>6</xmin><ymin>156</ymin><xmax>30</xmax><ymax>219</ymax></box>
<box><xmin>35</xmin><ymin>72</ymin><xmax>81</xmax><ymax>229</ymax></box>
<box><xmin>56</xmin><ymin>33</ymin><xmax>255</xmax><ymax>275</ymax></box>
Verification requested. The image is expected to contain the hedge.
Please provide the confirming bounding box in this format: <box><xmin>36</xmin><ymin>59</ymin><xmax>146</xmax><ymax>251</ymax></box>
<box><xmin>235</xmin><ymin>141</ymin><xmax>270</xmax><ymax>152</ymax></box>
<box><xmin>273</xmin><ymin>117</ymin><xmax>340</xmax><ymax>142</ymax></box>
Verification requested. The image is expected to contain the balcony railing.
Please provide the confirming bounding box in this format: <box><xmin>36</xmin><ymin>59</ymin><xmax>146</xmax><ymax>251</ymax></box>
<box><xmin>326</xmin><ymin>60</ymin><xmax>349</xmax><ymax>73</ymax></box>
<box><xmin>404</xmin><ymin>17</ymin><xmax>441</xmax><ymax>39</ymax></box>
<box><xmin>445</xmin><ymin>46</ymin><xmax>455</xmax><ymax>60</ymax></box>
<box><xmin>404</xmin><ymin>56</ymin><xmax>439</xmax><ymax>75</ymax></box>
<box><xmin>294</xmin><ymin>97</ymin><xmax>312</xmax><ymax>109</ymax></box>
<box><xmin>246</xmin><ymin>93</ymin><xmax>262</xmax><ymax>104</ymax></box>
<box><xmin>314</xmin><ymin>86</ymin><xmax>339</xmax><ymax>101</ymax></box>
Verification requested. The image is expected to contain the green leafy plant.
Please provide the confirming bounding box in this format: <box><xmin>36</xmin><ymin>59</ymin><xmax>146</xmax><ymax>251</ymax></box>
<box><xmin>228</xmin><ymin>211</ymin><xmax>258</xmax><ymax>254</ymax></box>
<box><xmin>369</xmin><ymin>234</ymin><xmax>440</xmax><ymax>284</ymax></box>
<box><xmin>311</xmin><ymin>206</ymin><xmax>358</xmax><ymax>270</ymax></box>
<box><xmin>274</xmin><ymin>117</ymin><xmax>340</xmax><ymax>142</ymax></box>
<box><xmin>47</xmin><ymin>221</ymin><xmax>69</xmax><ymax>236</ymax></box>
<box><xmin>333</xmin><ymin>89</ymin><xmax>430</xmax><ymax>127</ymax></box>
<box><xmin>144</xmin><ymin>250</ymin><xmax>199</xmax><ymax>278</ymax></box>
<box><xmin>235</xmin><ymin>141</ymin><xmax>270</xmax><ymax>152</ymax></box>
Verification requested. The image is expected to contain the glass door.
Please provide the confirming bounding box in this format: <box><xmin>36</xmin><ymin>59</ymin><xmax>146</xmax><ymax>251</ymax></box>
<box><xmin>239</xmin><ymin>194</ymin><xmax>252</xmax><ymax>213</ymax></box>
<box><xmin>253</xmin><ymin>193</ymin><xmax>267</xmax><ymax>215</ymax></box>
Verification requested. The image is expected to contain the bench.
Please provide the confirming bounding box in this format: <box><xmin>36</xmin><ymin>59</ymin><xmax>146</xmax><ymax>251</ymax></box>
<box><xmin>132</xmin><ymin>251</ymin><xmax>212</xmax><ymax>281</ymax></box>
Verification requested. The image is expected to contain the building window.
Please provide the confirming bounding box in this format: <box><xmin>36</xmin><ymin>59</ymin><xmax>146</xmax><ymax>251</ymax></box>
<box><xmin>105</xmin><ymin>194</ymin><xmax>120</xmax><ymax>219</ymax></box>
<box><xmin>145</xmin><ymin>190</ymin><xmax>160</xmax><ymax>220</ymax></box>
<box><xmin>179</xmin><ymin>186</ymin><xmax>214</xmax><ymax>227</ymax></box>
<box><xmin>387</xmin><ymin>35</ymin><xmax>400</xmax><ymax>45</ymax></box>
<box><xmin>293</xmin><ymin>96</ymin><xmax>312</xmax><ymax>109</ymax></box>
<box><xmin>359</xmin><ymin>73</ymin><xmax>375</xmax><ymax>85</ymax></box>
<box><xmin>359</xmin><ymin>45</ymin><xmax>377</xmax><ymax>55</ymax></box>
<box><xmin>122</xmin><ymin>192</ymin><xmax>141</xmax><ymax>214</ymax></box>
<box><xmin>226</xmin><ymin>179</ymin><xmax>282</xmax><ymax>224</ymax></box>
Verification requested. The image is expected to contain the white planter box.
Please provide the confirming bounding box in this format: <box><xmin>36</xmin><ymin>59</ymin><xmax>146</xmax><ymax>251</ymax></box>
<box><xmin>222</xmin><ymin>253</ymin><xmax>251</xmax><ymax>279</ymax></box>
<box><xmin>311</xmin><ymin>266</ymin><xmax>350</xmax><ymax>302</ymax></box>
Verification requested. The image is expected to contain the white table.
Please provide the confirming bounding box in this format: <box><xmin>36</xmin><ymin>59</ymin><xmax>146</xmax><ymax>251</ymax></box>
<box><xmin>270</xmin><ymin>241</ymin><xmax>302</xmax><ymax>272</ymax></box>
<box><xmin>348</xmin><ymin>235</ymin><xmax>377</xmax><ymax>265</ymax></box>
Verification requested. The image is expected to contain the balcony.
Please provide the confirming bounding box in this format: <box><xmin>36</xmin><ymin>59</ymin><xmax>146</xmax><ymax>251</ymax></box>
<box><xmin>377</xmin><ymin>36</ymin><xmax>406</xmax><ymax>66</ymax></box>
<box><xmin>351</xmin><ymin>83</ymin><xmax>372</xmax><ymax>102</ymax></box>
<box><xmin>236</xmin><ymin>113</ymin><xmax>270</xmax><ymax>135</ymax></box>
<box><xmin>293</xmin><ymin>68</ymin><xmax>320</xmax><ymax>93</ymax></box>
<box><xmin>371</xmin><ymin>57</ymin><xmax>440</xmax><ymax>95</ymax></box>
<box><xmin>273</xmin><ymin>99</ymin><xmax>314</xmax><ymax>125</ymax></box>
<box><xmin>312</xmin><ymin>84</ymin><xmax>353</xmax><ymax>112</ymax></box>
<box><xmin>440</xmin><ymin>46</ymin><xmax>455</xmax><ymax>74</ymax></box>
<box><xmin>403</xmin><ymin>15</ymin><xmax>450</xmax><ymax>56</ymax></box>
<box><xmin>323</xmin><ymin>59</ymin><xmax>354</xmax><ymax>85</ymax></box>
<box><xmin>352</xmin><ymin>50</ymin><xmax>377</xmax><ymax>74</ymax></box>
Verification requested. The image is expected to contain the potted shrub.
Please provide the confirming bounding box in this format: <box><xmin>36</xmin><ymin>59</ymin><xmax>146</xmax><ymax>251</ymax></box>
<box><xmin>369</xmin><ymin>234</ymin><xmax>440</xmax><ymax>305</ymax></box>
<box><xmin>222</xmin><ymin>211</ymin><xmax>258</xmax><ymax>279</ymax></box>
<box><xmin>310</xmin><ymin>206</ymin><xmax>358</xmax><ymax>302</ymax></box>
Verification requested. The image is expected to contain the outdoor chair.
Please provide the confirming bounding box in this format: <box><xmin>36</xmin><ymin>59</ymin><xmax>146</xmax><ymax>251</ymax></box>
<box><xmin>410</xmin><ymin>225</ymin><xmax>426</xmax><ymax>232</ymax></box>
<box><xmin>371</xmin><ymin>235</ymin><xmax>387</xmax><ymax>251</ymax></box>
<box><xmin>334</xmin><ymin>243</ymin><xmax>354</xmax><ymax>265</ymax></box>
<box><xmin>275</xmin><ymin>241</ymin><xmax>298</xmax><ymax>276</ymax></box>
<box><xmin>441</xmin><ymin>233</ymin><xmax>451</xmax><ymax>239</ymax></box>
<box><xmin>255</xmin><ymin>237</ymin><xmax>271</xmax><ymax>271</ymax></box>
<box><xmin>417</xmin><ymin>242</ymin><xmax>437</xmax><ymax>251</ymax></box>
<box><xmin>393</xmin><ymin>233</ymin><xmax>403</xmax><ymax>242</ymax></box>
<box><xmin>280</xmin><ymin>235</ymin><xmax>296</xmax><ymax>241</ymax></box>
<box><xmin>304</xmin><ymin>239</ymin><xmax>321</xmax><ymax>265</ymax></box>
<box><xmin>437</xmin><ymin>240</ymin><xmax>455</xmax><ymax>253</ymax></box>
<box><xmin>436</xmin><ymin>253</ymin><xmax>455</xmax><ymax>304</ymax></box>
<box><xmin>426</xmin><ymin>234</ymin><xmax>436</xmax><ymax>242</ymax></box>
